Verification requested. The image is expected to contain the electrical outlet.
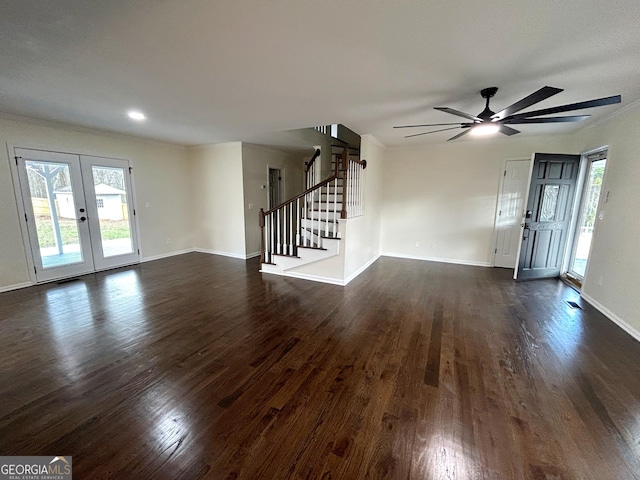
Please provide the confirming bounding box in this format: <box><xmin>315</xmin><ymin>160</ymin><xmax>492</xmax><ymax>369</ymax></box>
<box><xmin>145</xmin><ymin>201</ymin><xmax>151</xmax><ymax>208</ymax></box>
<box><xmin>598</xmin><ymin>275</ymin><xmax>603</xmax><ymax>286</ymax></box>
<box><xmin>166</xmin><ymin>238</ymin><xmax>171</xmax><ymax>245</ymax></box>
<box><xmin>248</xmin><ymin>203</ymin><xmax>253</xmax><ymax>210</ymax></box>
<box><xmin>414</xmin><ymin>241</ymin><xmax>420</xmax><ymax>248</ymax></box>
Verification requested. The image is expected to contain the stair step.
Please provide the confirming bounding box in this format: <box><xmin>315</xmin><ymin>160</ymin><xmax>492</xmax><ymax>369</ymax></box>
<box><xmin>303</xmin><ymin>216</ymin><xmax>337</xmax><ymax>222</ymax></box>
<box><xmin>273</xmin><ymin>253</ymin><xmax>300</xmax><ymax>258</ymax></box>
<box><xmin>304</xmin><ymin>227</ymin><xmax>339</xmax><ymax>239</ymax></box>
<box><xmin>297</xmin><ymin>245</ymin><xmax>327</xmax><ymax>251</ymax></box>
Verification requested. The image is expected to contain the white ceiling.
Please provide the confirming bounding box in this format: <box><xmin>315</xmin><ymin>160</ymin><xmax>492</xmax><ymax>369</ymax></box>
<box><xmin>1</xmin><ymin>0</ymin><xmax>640</xmax><ymax>146</ymax></box>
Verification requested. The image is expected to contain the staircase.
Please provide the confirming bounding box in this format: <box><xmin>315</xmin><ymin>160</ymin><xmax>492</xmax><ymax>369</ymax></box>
<box><xmin>259</xmin><ymin>144</ymin><xmax>366</xmax><ymax>275</ymax></box>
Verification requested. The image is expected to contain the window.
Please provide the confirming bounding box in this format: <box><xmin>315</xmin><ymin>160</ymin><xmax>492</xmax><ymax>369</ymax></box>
<box><xmin>96</xmin><ymin>198</ymin><xmax>104</xmax><ymax>208</ymax></box>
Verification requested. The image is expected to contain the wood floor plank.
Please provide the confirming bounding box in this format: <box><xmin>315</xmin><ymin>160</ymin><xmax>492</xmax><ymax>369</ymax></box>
<box><xmin>1</xmin><ymin>253</ymin><xmax>639</xmax><ymax>479</ymax></box>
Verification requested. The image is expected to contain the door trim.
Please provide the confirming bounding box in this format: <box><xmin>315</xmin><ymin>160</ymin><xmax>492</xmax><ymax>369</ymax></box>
<box><xmin>6</xmin><ymin>142</ymin><xmax>142</xmax><ymax>284</ymax></box>
<box><xmin>266</xmin><ymin>164</ymin><xmax>286</xmax><ymax>209</ymax></box>
<box><xmin>563</xmin><ymin>145</ymin><xmax>610</xmax><ymax>286</ymax></box>
<box><xmin>491</xmin><ymin>157</ymin><xmax>530</xmax><ymax>268</ymax></box>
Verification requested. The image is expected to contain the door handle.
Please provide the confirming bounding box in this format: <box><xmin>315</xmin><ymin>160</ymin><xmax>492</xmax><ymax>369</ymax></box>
<box><xmin>522</xmin><ymin>224</ymin><xmax>529</xmax><ymax>240</ymax></box>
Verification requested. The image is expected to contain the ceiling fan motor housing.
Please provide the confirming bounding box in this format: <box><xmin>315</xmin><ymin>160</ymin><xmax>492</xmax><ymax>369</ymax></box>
<box><xmin>478</xmin><ymin>87</ymin><xmax>499</xmax><ymax>120</ymax></box>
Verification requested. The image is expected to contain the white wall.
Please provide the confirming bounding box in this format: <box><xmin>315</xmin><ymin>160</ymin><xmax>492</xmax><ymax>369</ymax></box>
<box><xmin>241</xmin><ymin>144</ymin><xmax>304</xmax><ymax>257</ymax></box>
<box><xmin>381</xmin><ymin>134</ymin><xmax>574</xmax><ymax>266</ymax></box>
<box><xmin>0</xmin><ymin>114</ymin><xmax>191</xmax><ymax>291</ymax></box>
<box><xmin>343</xmin><ymin>135</ymin><xmax>384</xmax><ymax>280</ymax></box>
<box><xmin>570</xmin><ymin>105</ymin><xmax>640</xmax><ymax>334</ymax></box>
<box><xmin>189</xmin><ymin>142</ymin><xmax>246</xmax><ymax>258</ymax></box>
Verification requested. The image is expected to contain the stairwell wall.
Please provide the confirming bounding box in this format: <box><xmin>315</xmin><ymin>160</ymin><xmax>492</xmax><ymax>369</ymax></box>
<box><xmin>343</xmin><ymin>134</ymin><xmax>384</xmax><ymax>282</ymax></box>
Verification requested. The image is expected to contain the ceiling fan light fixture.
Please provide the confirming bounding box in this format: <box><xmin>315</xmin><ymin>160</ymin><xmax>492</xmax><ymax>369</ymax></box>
<box><xmin>471</xmin><ymin>123</ymin><xmax>500</xmax><ymax>136</ymax></box>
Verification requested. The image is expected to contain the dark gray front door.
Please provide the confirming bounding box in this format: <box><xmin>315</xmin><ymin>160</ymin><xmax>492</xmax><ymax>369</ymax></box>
<box><xmin>516</xmin><ymin>153</ymin><xmax>580</xmax><ymax>280</ymax></box>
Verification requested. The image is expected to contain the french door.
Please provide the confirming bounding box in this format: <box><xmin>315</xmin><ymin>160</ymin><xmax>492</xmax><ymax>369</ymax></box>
<box><xmin>14</xmin><ymin>148</ymin><xmax>139</xmax><ymax>283</ymax></box>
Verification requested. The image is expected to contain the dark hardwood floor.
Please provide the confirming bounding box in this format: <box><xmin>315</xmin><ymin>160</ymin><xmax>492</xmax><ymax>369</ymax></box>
<box><xmin>1</xmin><ymin>253</ymin><xmax>639</xmax><ymax>479</ymax></box>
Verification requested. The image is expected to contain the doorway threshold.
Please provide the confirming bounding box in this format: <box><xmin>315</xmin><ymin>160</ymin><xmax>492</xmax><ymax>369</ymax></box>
<box><xmin>560</xmin><ymin>274</ymin><xmax>582</xmax><ymax>293</ymax></box>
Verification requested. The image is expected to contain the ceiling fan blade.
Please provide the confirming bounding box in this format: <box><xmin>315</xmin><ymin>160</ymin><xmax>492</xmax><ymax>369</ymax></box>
<box><xmin>447</xmin><ymin>129</ymin><xmax>472</xmax><ymax>141</ymax></box>
<box><xmin>492</xmin><ymin>86</ymin><xmax>563</xmax><ymax>121</ymax></box>
<box><xmin>434</xmin><ymin>107</ymin><xmax>482</xmax><ymax>122</ymax></box>
<box><xmin>394</xmin><ymin>122</ymin><xmax>467</xmax><ymax>129</ymax></box>
<box><xmin>404</xmin><ymin>126</ymin><xmax>463</xmax><ymax>138</ymax></box>
<box><xmin>499</xmin><ymin>125</ymin><xmax>520</xmax><ymax>136</ymax></box>
<box><xmin>503</xmin><ymin>95</ymin><xmax>621</xmax><ymax>121</ymax></box>
<box><xmin>503</xmin><ymin>115</ymin><xmax>590</xmax><ymax>124</ymax></box>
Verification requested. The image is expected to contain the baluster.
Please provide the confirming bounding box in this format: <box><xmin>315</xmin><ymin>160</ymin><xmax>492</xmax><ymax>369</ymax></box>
<box><xmin>325</xmin><ymin>183</ymin><xmax>330</xmax><ymax>238</ymax></box>
<box><xmin>259</xmin><ymin>208</ymin><xmax>265</xmax><ymax>263</ymax></box>
<box><xmin>304</xmin><ymin>190</ymin><xmax>309</xmax><ymax>247</ymax></box>
<box><xmin>268</xmin><ymin>213</ymin><xmax>273</xmax><ymax>263</ymax></box>
<box><xmin>289</xmin><ymin>203</ymin><xmax>293</xmax><ymax>255</ymax></box>
<box><xmin>312</xmin><ymin>186</ymin><xmax>316</xmax><ymax>247</ymax></box>
<box><xmin>276</xmin><ymin>208</ymin><xmax>281</xmax><ymax>254</ymax></box>
<box><xmin>332</xmin><ymin>178</ymin><xmax>338</xmax><ymax>237</ymax></box>
<box><xmin>340</xmin><ymin>150</ymin><xmax>348</xmax><ymax>219</ymax></box>
<box><xmin>360</xmin><ymin>164</ymin><xmax>365</xmax><ymax>216</ymax></box>
<box><xmin>356</xmin><ymin>164</ymin><xmax>360</xmax><ymax>216</ymax></box>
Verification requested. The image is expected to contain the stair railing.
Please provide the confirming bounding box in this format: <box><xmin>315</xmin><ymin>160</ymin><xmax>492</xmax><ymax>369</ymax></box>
<box><xmin>259</xmin><ymin>146</ymin><xmax>367</xmax><ymax>264</ymax></box>
<box><xmin>260</xmin><ymin>174</ymin><xmax>340</xmax><ymax>264</ymax></box>
<box><xmin>340</xmin><ymin>148</ymin><xmax>367</xmax><ymax>219</ymax></box>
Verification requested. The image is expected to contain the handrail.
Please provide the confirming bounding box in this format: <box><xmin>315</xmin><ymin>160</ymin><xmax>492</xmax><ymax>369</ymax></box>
<box><xmin>263</xmin><ymin>173</ymin><xmax>338</xmax><ymax>216</ymax></box>
<box><xmin>304</xmin><ymin>149</ymin><xmax>321</xmax><ymax>173</ymax></box>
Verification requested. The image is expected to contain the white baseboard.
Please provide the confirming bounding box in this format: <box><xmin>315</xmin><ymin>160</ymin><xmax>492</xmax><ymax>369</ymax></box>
<box><xmin>142</xmin><ymin>248</ymin><xmax>195</xmax><ymax>263</ymax></box>
<box><xmin>580</xmin><ymin>292</ymin><xmax>640</xmax><ymax>342</ymax></box>
<box><xmin>0</xmin><ymin>281</ymin><xmax>33</xmax><ymax>293</ymax></box>
<box><xmin>344</xmin><ymin>254</ymin><xmax>381</xmax><ymax>285</ymax></box>
<box><xmin>381</xmin><ymin>252</ymin><xmax>491</xmax><ymax>267</ymax></box>
<box><xmin>193</xmin><ymin>248</ymin><xmax>247</xmax><ymax>260</ymax></box>
<box><xmin>143</xmin><ymin>248</ymin><xmax>258</xmax><ymax>262</ymax></box>
<box><xmin>260</xmin><ymin>269</ymin><xmax>347</xmax><ymax>286</ymax></box>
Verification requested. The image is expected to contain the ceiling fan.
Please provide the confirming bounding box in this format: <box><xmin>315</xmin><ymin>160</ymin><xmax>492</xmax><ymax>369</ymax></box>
<box><xmin>394</xmin><ymin>86</ymin><xmax>621</xmax><ymax>141</ymax></box>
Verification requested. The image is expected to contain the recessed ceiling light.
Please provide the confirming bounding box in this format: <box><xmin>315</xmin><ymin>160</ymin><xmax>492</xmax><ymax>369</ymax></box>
<box><xmin>127</xmin><ymin>110</ymin><xmax>146</xmax><ymax>121</ymax></box>
<box><xmin>471</xmin><ymin>123</ymin><xmax>500</xmax><ymax>136</ymax></box>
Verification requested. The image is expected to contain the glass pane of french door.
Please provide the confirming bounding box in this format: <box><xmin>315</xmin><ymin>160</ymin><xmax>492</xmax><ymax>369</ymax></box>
<box><xmin>90</xmin><ymin>166</ymin><xmax>134</xmax><ymax>257</ymax></box>
<box><xmin>24</xmin><ymin>161</ymin><xmax>85</xmax><ymax>268</ymax></box>
<box><xmin>569</xmin><ymin>158</ymin><xmax>606</xmax><ymax>279</ymax></box>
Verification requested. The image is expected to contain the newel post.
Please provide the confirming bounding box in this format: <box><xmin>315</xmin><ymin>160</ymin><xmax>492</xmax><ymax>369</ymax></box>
<box><xmin>259</xmin><ymin>208</ymin><xmax>265</xmax><ymax>263</ymax></box>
